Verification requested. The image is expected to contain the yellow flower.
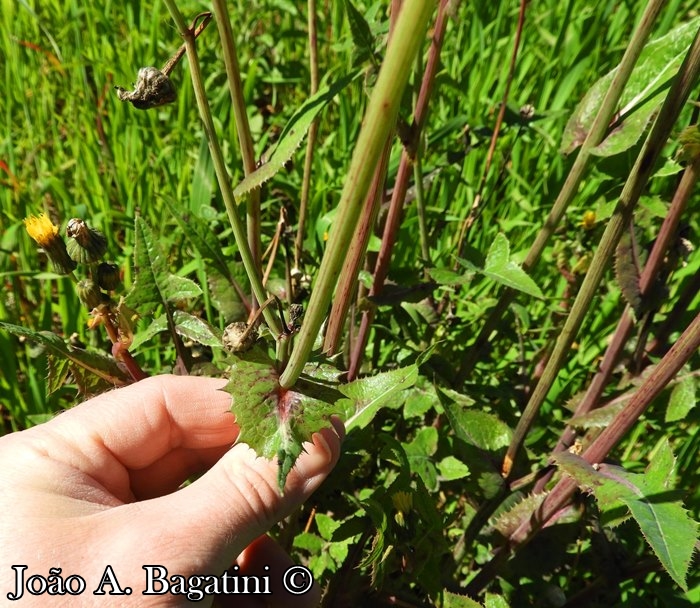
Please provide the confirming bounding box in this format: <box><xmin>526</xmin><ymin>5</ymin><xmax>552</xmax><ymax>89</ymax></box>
<box><xmin>24</xmin><ymin>213</ymin><xmax>58</xmax><ymax>246</ymax></box>
<box><xmin>24</xmin><ymin>213</ymin><xmax>77</xmax><ymax>274</ymax></box>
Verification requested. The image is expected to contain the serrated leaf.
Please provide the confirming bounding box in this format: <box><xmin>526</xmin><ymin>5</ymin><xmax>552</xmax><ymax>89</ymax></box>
<box><xmin>553</xmin><ymin>451</ymin><xmax>697</xmax><ymax>590</ymax></box>
<box><xmin>344</xmin><ymin>0</ymin><xmax>376</xmax><ymax>65</ymax></box>
<box><xmin>484</xmin><ymin>594</ymin><xmax>510</xmax><ymax>608</ymax></box>
<box><xmin>665</xmin><ymin>376</ymin><xmax>696</xmax><ymax>422</ymax></box>
<box><xmin>339</xmin><ymin>365</ymin><xmax>418</xmax><ymax>431</ymax></box>
<box><xmin>442</xmin><ymin>396</ymin><xmax>512</xmax><ymax>452</ymax></box>
<box><xmin>47</xmin><ymin>354</ymin><xmax>71</xmax><ymax>395</ymax></box>
<box><xmin>0</xmin><ymin>322</ymin><xmax>129</xmax><ymax>390</ymax></box>
<box><xmin>233</xmin><ymin>71</ymin><xmax>359</xmax><ymax>200</ymax></box>
<box><xmin>442</xmin><ymin>591</ymin><xmax>483</xmax><ymax>608</ymax></box>
<box><xmin>458</xmin><ymin>233</ymin><xmax>543</xmax><ymax>298</ymax></box>
<box><xmin>615</xmin><ymin>228</ymin><xmax>642</xmax><ymax>317</ymax></box>
<box><xmin>224</xmin><ymin>359</ymin><xmax>417</xmax><ymax>490</ymax></box>
<box><xmin>125</xmin><ymin>217</ymin><xmax>202</xmax><ymax>315</ymax></box>
<box><xmin>562</xmin><ymin>16</ymin><xmax>700</xmax><ymax>156</ymax></box>
<box><xmin>491</xmin><ymin>493</ymin><xmax>547</xmax><ymax>537</ymax></box>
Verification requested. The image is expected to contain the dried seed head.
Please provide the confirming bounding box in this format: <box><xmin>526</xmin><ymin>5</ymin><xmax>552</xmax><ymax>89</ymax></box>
<box><xmin>66</xmin><ymin>218</ymin><xmax>107</xmax><ymax>264</ymax></box>
<box><xmin>23</xmin><ymin>214</ymin><xmax>77</xmax><ymax>275</ymax></box>
<box><xmin>77</xmin><ymin>279</ymin><xmax>106</xmax><ymax>310</ymax></box>
<box><xmin>96</xmin><ymin>262</ymin><xmax>122</xmax><ymax>291</ymax></box>
<box><xmin>115</xmin><ymin>67</ymin><xmax>176</xmax><ymax>110</ymax></box>
<box><xmin>222</xmin><ymin>321</ymin><xmax>258</xmax><ymax>353</ymax></box>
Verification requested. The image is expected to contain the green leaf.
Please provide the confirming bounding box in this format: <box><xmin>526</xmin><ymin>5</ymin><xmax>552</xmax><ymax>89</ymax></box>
<box><xmin>562</xmin><ymin>16</ymin><xmax>700</xmax><ymax>156</ymax></box>
<box><xmin>484</xmin><ymin>594</ymin><xmax>510</xmax><ymax>608</ymax></box>
<box><xmin>665</xmin><ymin>376</ymin><xmax>696</xmax><ymax>423</ymax></box>
<box><xmin>458</xmin><ymin>233</ymin><xmax>543</xmax><ymax>298</ymax></box>
<box><xmin>403</xmin><ymin>426</ymin><xmax>439</xmax><ymax>491</ymax></box>
<box><xmin>0</xmin><ymin>322</ymin><xmax>129</xmax><ymax>391</ymax></box>
<box><xmin>233</xmin><ymin>71</ymin><xmax>359</xmax><ymax>200</ymax></box>
<box><xmin>492</xmin><ymin>493</ymin><xmax>547</xmax><ymax>538</ymax></box>
<box><xmin>442</xmin><ymin>395</ymin><xmax>512</xmax><ymax>452</ymax></box>
<box><xmin>442</xmin><ymin>591</ymin><xmax>483</xmax><ymax>608</ymax></box>
<box><xmin>553</xmin><ymin>451</ymin><xmax>698</xmax><ymax>590</ymax></box>
<box><xmin>171</xmin><ymin>310</ymin><xmax>222</xmax><ymax>348</ymax></box>
<box><xmin>125</xmin><ymin>217</ymin><xmax>202</xmax><ymax>315</ymax></box>
<box><xmin>339</xmin><ymin>365</ymin><xmax>418</xmax><ymax>431</ymax></box>
<box><xmin>224</xmin><ymin>359</ymin><xmax>417</xmax><ymax>490</ymax></box>
<box><xmin>344</xmin><ymin>0</ymin><xmax>376</xmax><ymax>65</ymax></box>
<box><xmin>437</xmin><ymin>456</ymin><xmax>470</xmax><ymax>481</ymax></box>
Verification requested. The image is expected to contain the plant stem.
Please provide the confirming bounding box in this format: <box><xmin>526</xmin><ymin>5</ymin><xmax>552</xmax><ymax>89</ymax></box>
<box><xmin>347</xmin><ymin>0</ymin><xmax>449</xmax><ymax>380</ymax></box>
<box><xmin>211</xmin><ymin>0</ymin><xmax>262</xmax><ymax>298</ymax></box>
<box><xmin>162</xmin><ymin>1</ymin><xmax>283</xmax><ymax>342</ymax></box>
<box><xmin>278</xmin><ymin>1</ymin><xmax>437</xmax><ymax>389</ymax></box>
<box><xmin>294</xmin><ymin>0</ymin><xmax>321</xmax><ymax>276</ymax></box>
<box><xmin>534</xmin><ymin>153</ymin><xmax>700</xmax><ymax>492</ymax></box>
<box><xmin>501</xmin><ymin>23</ymin><xmax>700</xmax><ymax>477</ymax></box>
<box><xmin>456</xmin><ymin>0</ymin><xmax>667</xmax><ymax>382</ymax></box>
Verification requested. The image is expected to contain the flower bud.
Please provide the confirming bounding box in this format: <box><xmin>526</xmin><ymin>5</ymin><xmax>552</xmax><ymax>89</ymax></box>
<box><xmin>66</xmin><ymin>218</ymin><xmax>107</xmax><ymax>264</ymax></box>
<box><xmin>97</xmin><ymin>262</ymin><xmax>122</xmax><ymax>291</ymax></box>
<box><xmin>77</xmin><ymin>279</ymin><xmax>105</xmax><ymax>309</ymax></box>
<box><xmin>23</xmin><ymin>214</ymin><xmax>77</xmax><ymax>275</ymax></box>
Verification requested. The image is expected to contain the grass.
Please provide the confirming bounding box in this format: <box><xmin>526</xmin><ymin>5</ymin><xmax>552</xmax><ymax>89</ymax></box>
<box><xmin>2</xmin><ymin>0</ymin><xmax>699</xmax><ymax>604</ymax></box>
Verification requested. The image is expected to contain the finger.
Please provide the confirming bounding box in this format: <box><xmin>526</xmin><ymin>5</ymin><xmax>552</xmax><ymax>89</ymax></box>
<box><xmin>115</xmin><ymin>420</ymin><xmax>344</xmax><ymax>570</ymax></box>
<box><xmin>43</xmin><ymin>375</ymin><xmax>237</xmax><ymax>500</ymax></box>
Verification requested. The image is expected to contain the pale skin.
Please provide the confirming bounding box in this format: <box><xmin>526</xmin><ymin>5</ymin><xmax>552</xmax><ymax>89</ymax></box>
<box><xmin>0</xmin><ymin>375</ymin><xmax>344</xmax><ymax>607</ymax></box>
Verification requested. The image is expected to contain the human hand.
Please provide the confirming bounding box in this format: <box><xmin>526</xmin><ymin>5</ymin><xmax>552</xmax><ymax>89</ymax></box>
<box><xmin>0</xmin><ymin>375</ymin><xmax>344</xmax><ymax>607</ymax></box>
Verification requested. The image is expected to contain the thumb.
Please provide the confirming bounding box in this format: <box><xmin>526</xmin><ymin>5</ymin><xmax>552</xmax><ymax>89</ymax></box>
<box><xmin>137</xmin><ymin>419</ymin><xmax>344</xmax><ymax>570</ymax></box>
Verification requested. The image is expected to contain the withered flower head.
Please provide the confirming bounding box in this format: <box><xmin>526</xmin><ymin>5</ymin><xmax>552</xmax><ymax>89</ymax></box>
<box><xmin>222</xmin><ymin>321</ymin><xmax>258</xmax><ymax>354</ymax></box>
<box><xmin>23</xmin><ymin>213</ymin><xmax>77</xmax><ymax>275</ymax></box>
<box><xmin>115</xmin><ymin>67</ymin><xmax>176</xmax><ymax>110</ymax></box>
<box><xmin>66</xmin><ymin>218</ymin><xmax>107</xmax><ymax>264</ymax></box>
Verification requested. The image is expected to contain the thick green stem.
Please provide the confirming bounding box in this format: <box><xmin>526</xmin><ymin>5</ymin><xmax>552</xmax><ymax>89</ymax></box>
<box><xmin>279</xmin><ymin>1</ymin><xmax>436</xmax><ymax>389</ymax></box>
<box><xmin>162</xmin><ymin>1</ymin><xmax>283</xmax><ymax>340</ymax></box>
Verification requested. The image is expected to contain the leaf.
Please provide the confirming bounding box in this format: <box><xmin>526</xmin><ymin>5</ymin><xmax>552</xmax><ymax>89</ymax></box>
<box><xmin>568</xmin><ymin>398</ymin><xmax>627</xmax><ymax>429</ymax></box>
<box><xmin>171</xmin><ymin>310</ymin><xmax>222</xmax><ymax>348</ymax></box>
<box><xmin>224</xmin><ymin>358</ymin><xmax>417</xmax><ymax>490</ymax></box>
<box><xmin>561</xmin><ymin>16</ymin><xmax>700</xmax><ymax>156</ymax></box>
<box><xmin>339</xmin><ymin>365</ymin><xmax>418</xmax><ymax>431</ymax></box>
<box><xmin>442</xmin><ymin>395</ymin><xmax>512</xmax><ymax>452</ymax></box>
<box><xmin>442</xmin><ymin>591</ymin><xmax>483</xmax><ymax>608</ymax></box>
<box><xmin>437</xmin><ymin>456</ymin><xmax>470</xmax><ymax>481</ymax></box>
<box><xmin>223</xmin><ymin>354</ymin><xmax>338</xmax><ymax>491</ymax></box>
<box><xmin>344</xmin><ymin>0</ymin><xmax>376</xmax><ymax>65</ymax></box>
<box><xmin>615</xmin><ymin>227</ymin><xmax>643</xmax><ymax>317</ymax></box>
<box><xmin>665</xmin><ymin>376</ymin><xmax>696</xmax><ymax>423</ymax></box>
<box><xmin>491</xmin><ymin>492</ymin><xmax>547</xmax><ymax>538</ymax></box>
<box><xmin>553</xmin><ymin>451</ymin><xmax>698</xmax><ymax>590</ymax></box>
<box><xmin>403</xmin><ymin>426</ymin><xmax>439</xmax><ymax>491</ymax></box>
<box><xmin>458</xmin><ymin>233</ymin><xmax>543</xmax><ymax>298</ymax></box>
<box><xmin>233</xmin><ymin>71</ymin><xmax>359</xmax><ymax>200</ymax></box>
<box><xmin>0</xmin><ymin>322</ymin><xmax>129</xmax><ymax>390</ymax></box>
<box><xmin>125</xmin><ymin>217</ymin><xmax>202</xmax><ymax>315</ymax></box>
